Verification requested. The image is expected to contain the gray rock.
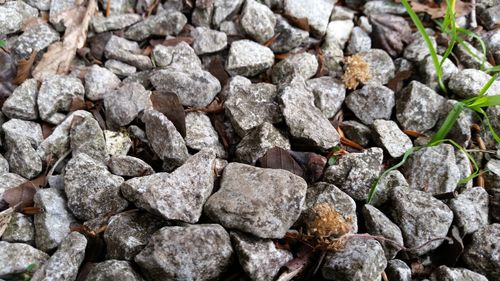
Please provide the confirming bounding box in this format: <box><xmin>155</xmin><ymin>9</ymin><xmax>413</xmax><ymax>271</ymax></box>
<box><xmin>306</xmin><ymin>76</ymin><xmax>346</xmax><ymax>119</ymax></box>
<box><xmin>98</xmin><ymin>0</ymin><xmax>136</xmax><ymax>15</ymax></box>
<box><xmin>363</xmin><ymin>0</ymin><xmax>406</xmax><ymax>15</ymax></box>
<box><xmin>191</xmin><ymin>0</ymin><xmax>213</xmax><ymax>28</ymax></box>
<box><xmin>363</xmin><ymin>204</ymin><xmax>403</xmax><ymax>259</ymax></box>
<box><xmin>404</xmin><ymin>35</ymin><xmax>437</xmax><ymax>62</ymax></box>
<box><xmin>396</xmin><ymin>81</ymin><xmax>446</xmax><ymax>133</ymax></box>
<box><xmin>64</xmin><ymin>153</ymin><xmax>128</xmax><ymax>220</ymax></box>
<box><xmin>105</xmin><ymin>59</ymin><xmax>137</xmax><ymax>77</ymax></box>
<box><xmin>135</xmin><ymin>224</ymin><xmax>234</xmax><ymax>281</ymax></box>
<box><xmin>49</xmin><ymin>0</ymin><xmax>79</xmax><ymax>31</ymax></box>
<box><xmin>358</xmin><ymin>49</ymin><xmax>395</xmax><ymax>85</ymax></box>
<box><xmin>5</xmin><ymin>138</ymin><xmax>43</xmax><ymax>179</ymax></box>
<box><xmin>485</xmin><ymin>158</ymin><xmax>500</xmax><ymax>190</ymax></box>
<box><xmin>12</xmin><ymin>23</ymin><xmax>59</xmax><ymax>60</ymax></box>
<box><xmin>204</xmin><ymin>163</ymin><xmax>307</xmax><ymax>238</ymax></box>
<box><xmin>455</xmin><ymin>41</ymin><xmax>493</xmax><ymax>70</ymax></box>
<box><xmin>104</xmin><ymin>210</ymin><xmax>165</xmax><ymax>260</ymax></box>
<box><xmin>92</xmin><ymin>14</ymin><xmax>142</xmax><ymax>33</ymax></box>
<box><xmin>33</xmin><ymin>188</ymin><xmax>76</xmax><ymax>252</ymax></box>
<box><xmin>24</xmin><ymin>0</ymin><xmax>51</xmax><ymax>10</ymax></box>
<box><xmin>107</xmin><ymin>156</ymin><xmax>154</xmax><ymax>177</ymax></box>
<box><xmin>279</xmin><ymin>82</ymin><xmax>340</xmax><ymax>150</ymax></box>
<box><xmin>483</xmin><ymin>29</ymin><xmax>500</xmax><ymax>63</ymax></box>
<box><xmin>85</xmin><ymin>260</ymin><xmax>145</xmax><ymax>281</ymax></box>
<box><xmin>455</xmin><ymin>149</ymin><xmax>473</xmax><ymax>189</ymax></box>
<box><xmin>448</xmin><ymin>187</ymin><xmax>489</xmax><ymax>235</ymax></box>
<box><xmin>479</xmin><ymin>4</ymin><xmax>500</xmax><ymax>30</ymax></box>
<box><xmin>463</xmin><ymin>224</ymin><xmax>500</xmax><ymax>280</ymax></box>
<box><xmin>347</xmin><ymin>27</ymin><xmax>372</xmax><ymax>54</ymax></box>
<box><xmin>212</xmin><ymin>0</ymin><xmax>245</xmax><ymax>27</ymax></box>
<box><xmin>121</xmin><ymin>149</ymin><xmax>216</xmax><ymax>223</ymax></box>
<box><xmin>321</xmin><ymin>238</ymin><xmax>387</xmax><ymax>281</ymax></box>
<box><xmin>272</xmin><ymin>52</ymin><xmax>318</xmax><ymax>84</ymax></box>
<box><xmin>386</xmin><ymin>259</ymin><xmax>412</xmax><ymax>281</ymax></box>
<box><xmin>270</xmin><ymin>15</ymin><xmax>309</xmax><ymax>53</ymax></box>
<box><xmin>430</xmin><ymin>266</ymin><xmax>488</xmax><ymax>281</ymax></box>
<box><xmin>1</xmin><ymin>213</ymin><xmax>34</xmax><ymax>245</ymax></box>
<box><xmin>37</xmin><ymin>75</ymin><xmax>85</xmax><ymax>125</ymax></box>
<box><xmin>192</xmin><ymin>27</ymin><xmax>227</xmax><ymax>55</ymax></box>
<box><xmin>389</xmin><ymin>186</ymin><xmax>454</xmax><ymax>255</ymax></box>
<box><xmin>104</xmin><ymin>36</ymin><xmax>153</xmax><ymax>70</ymax></box>
<box><xmin>70</xmin><ymin>114</ymin><xmax>107</xmax><ymax>163</ymax></box>
<box><xmin>236</xmin><ymin>122</ymin><xmax>290</xmax><ymax>164</ymax></box>
<box><xmin>0</xmin><ymin>1</ymin><xmax>38</xmax><ymax>35</ymax></box>
<box><xmin>372</xmin><ymin>119</ymin><xmax>413</xmax><ymax>158</ymax></box>
<box><xmin>240</xmin><ymin>0</ymin><xmax>276</xmax><ymax>43</ymax></box>
<box><xmin>302</xmin><ymin>182</ymin><xmax>358</xmax><ymax>233</ymax></box>
<box><xmin>0</xmin><ymin>154</ymin><xmax>8</xmax><ymax>176</ymax></box>
<box><xmin>141</xmin><ymin>109</ymin><xmax>189</xmax><ymax>170</ymax></box>
<box><xmin>359</xmin><ymin>15</ymin><xmax>372</xmax><ymax>33</ymax></box>
<box><xmin>226</xmin><ymin>40</ymin><xmax>274</xmax><ymax>77</ymax></box>
<box><xmin>340</xmin><ymin>120</ymin><xmax>372</xmax><ymax>147</ymax></box>
<box><xmin>2</xmin><ymin>118</ymin><xmax>42</xmax><ymax>149</ymax></box>
<box><xmin>105</xmin><ymin>82</ymin><xmax>152</xmax><ymax>128</ymax></box>
<box><xmin>124</xmin><ymin>11</ymin><xmax>187</xmax><ymax>41</ymax></box>
<box><xmin>2</xmin><ymin>79</ymin><xmax>38</xmax><ymax>120</ymax></box>
<box><xmin>321</xmin><ymin>41</ymin><xmax>344</xmax><ymax>75</ymax></box>
<box><xmin>325</xmin><ymin>20</ymin><xmax>354</xmax><ymax>49</ymax></box>
<box><xmin>369</xmin><ymin>170</ymin><xmax>409</xmax><ymax>207</ymax></box>
<box><xmin>30</xmin><ymin>232</ymin><xmax>87</xmax><ymax>281</ymax></box>
<box><xmin>185</xmin><ymin>112</ymin><xmax>226</xmax><ymax>157</ymax></box>
<box><xmin>419</xmin><ymin>55</ymin><xmax>458</xmax><ymax>91</ymax></box>
<box><xmin>448</xmin><ymin>69</ymin><xmax>500</xmax><ymax>98</ymax></box>
<box><xmin>324</xmin><ymin>148</ymin><xmax>383</xmax><ymax>201</ymax></box>
<box><xmin>438</xmin><ymin>100</ymin><xmax>476</xmax><ymax>148</ymax></box>
<box><xmin>219</xmin><ymin>20</ymin><xmax>240</xmax><ymax>35</ymax></box>
<box><xmin>152</xmin><ymin>42</ymin><xmax>201</xmax><ymax>71</ymax></box>
<box><xmin>224</xmin><ymin>78</ymin><xmax>281</xmax><ymax>137</ymax></box>
<box><xmin>345</xmin><ymin>84</ymin><xmax>395</xmax><ymax>125</ymax></box>
<box><xmin>403</xmin><ymin>144</ymin><xmax>460</xmax><ymax>194</ymax></box>
<box><xmin>231</xmin><ymin>232</ymin><xmax>293</xmax><ymax>281</ymax></box>
<box><xmin>0</xmin><ymin>173</ymin><xmax>27</xmax><ymax>210</ymax></box>
<box><xmin>0</xmin><ymin>241</ymin><xmax>49</xmax><ymax>279</ymax></box>
<box><xmin>330</xmin><ymin>5</ymin><xmax>356</xmax><ymax>20</ymax></box>
<box><xmin>283</xmin><ymin>0</ymin><xmax>335</xmax><ymax>38</ymax></box>
<box><xmin>84</xmin><ymin>65</ymin><xmax>121</xmax><ymax>101</ymax></box>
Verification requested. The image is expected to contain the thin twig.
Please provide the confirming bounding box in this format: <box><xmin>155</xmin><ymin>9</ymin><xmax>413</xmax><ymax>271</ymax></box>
<box><xmin>47</xmin><ymin>149</ymin><xmax>72</xmax><ymax>177</ymax></box>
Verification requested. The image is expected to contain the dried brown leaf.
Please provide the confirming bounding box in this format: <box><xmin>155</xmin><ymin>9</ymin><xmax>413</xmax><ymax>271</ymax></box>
<box><xmin>207</xmin><ymin>58</ymin><xmax>229</xmax><ymax>86</ymax></box>
<box><xmin>151</xmin><ymin>91</ymin><xmax>186</xmax><ymax>137</ymax></box>
<box><xmin>282</xmin><ymin>13</ymin><xmax>309</xmax><ymax>32</ymax></box>
<box><xmin>15</xmin><ymin>50</ymin><xmax>36</xmax><ymax>85</ymax></box>
<box><xmin>387</xmin><ymin>70</ymin><xmax>413</xmax><ymax>91</ymax></box>
<box><xmin>0</xmin><ymin>206</ymin><xmax>16</xmax><ymax>237</ymax></box>
<box><xmin>22</xmin><ymin>16</ymin><xmax>49</xmax><ymax>31</ymax></box>
<box><xmin>409</xmin><ymin>0</ymin><xmax>473</xmax><ymax>19</ymax></box>
<box><xmin>341</xmin><ymin>55</ymin><xmax>371</xmax><ymax>90</ymax></box>
<box><xmin>162</xmin><ymin>36</ymin><xmax>194</xmax><ymax>47</ymax></box>
<box><xmin>2</xmin><ymin>181</ymin><xmax>38</xmax><ymax>211</ymax></box>
<box><xmin>32</xmin><ymin>0</ymin><xmax>97</xmax><ymax>80</ymax></box>
<box><xmin>257</xmin><ymin>147</ymin><xmax>304</xmax><ymax>178</ymax></box>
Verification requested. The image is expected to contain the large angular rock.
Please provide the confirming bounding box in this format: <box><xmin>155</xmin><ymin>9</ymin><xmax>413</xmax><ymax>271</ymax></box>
<box><xmin>402</xmin><ymin>144</ymin><xmax>461</xmax><ymax>194</ymax></box>
<box><xmin>107</xmin><ymin>156</ymin><xmax>154</xmax><ymax>177</ymax></box>
<box><xmin>0</xmin><ymin>1</ymin><xmax>38</xmax><ymax>35</ymax></box>
<box><xmin>345</xmin><ymin>84</ymin><xmax>395</xmax><ymax>125</ymax></box>
<box><xmin>240</xmin><ymin>0</ymin><xmax>276</xmax><ymax>43</ymax></box>
<box><xmin>185</xmin><ymin>112</ymin><xmax>226</xmax><ymax>157</ymax></box>
<box><xmin>389</xmin><ymin>186</ymin><xmax>454</xmax><ymax>255</ymax></box>
<box><xmin>84</xmin><ymin>65</ymin><xmax>121</xmax><ymax>101</ymax></box>
<box><xmin>430</xmin><ymin>266</ymin><xmax>488</xmax><ymax>281</ymax></box>
<box><xmin>272</xmin><ymin>52</ymin><xmax>318</xmax><ymax>84</ymax></box>
<box><xmin>12</xmin><ymin>23</ymin><xmax>60</xmax><ymax>59</ymax></box>
<box><xmin>448</xmin><ymin>187</ymin><xmax>489</xmax><ymax>235</ymax></box>
<box><xmin>372</xmin><ymin>119</ymin><xmax>413</xmax><ymax>158</ymax></box>
<box><xmin>191</xmin><ymin>27</ymin><xmax>227</xmax><ymax>55</ymax></box>
<box><xmin>270</xmin><ymin>15</ymin><xmax>309</xmax><ymax>53</ymax></box>
<box><xmin>419</xmin><ymin>55</ymin><xmax>458</xmax><ymax>91</ymax></box>
<box><xmin>104</xmin><ymin>210</ymin><xmax>165</xmax><ymax>260</ymax></box>
<box><xmin>33</xmin><ymin>188</ymin><xmax>76</xmax><ymax>253</ymax></box>
<box><xmin>448</xmin><ymin>69</ymin><xmax>500</xmax><ymax>99</ymax></box>
<box><xmin>404</xmin><ymin>35</ymin><xmax>437</xmax><ymax>62</ymax></box>
<box><xmin>91</xmin><ymin>13</ymin><xmax>142</xmax><ymax>33</ymax></box>
<box><xmin>279</xmin><ymin>82</ymin><xmax>340</xmax><ymax>150</ymax></box>
<box><xmin>135</xmin><ymin>224</ymin><xmax>234</xmax><ymax>281</ymax></box>
<box><xmin>125</xmin><ymin>11</ymin><xmax>186</xmax><ymax>41</ymax></box>
<box><xmin>205</xmin><ymin>163</ymin><xmax>307</xmax><ymax>238</ymax></box>
<box><xmin>104</xmin><ymin>82</ymin><xmax>152</xmax><ymax>128</ymax></box>
<box><xmin>64</xmin><ymin>153</ymin><xmax>128</xmax><ymax>220</ymax></box>
<box><xmin>363</xmin><ymin>204</ymin><xmax>404</xmax><ymax>259</ymax></box>
<box><xmin>212</xmin><ymin>0</ymin><xmax>245</xmax><ymax>27</ymax></box>
<box><xmin>231</xmin><ymin>232</ymin><xmax>293</xmax><ymax>281</ymax></box>
<box><xmin>226</xmin><ymin>40</ymin><xmax>274</xmax><ymax>77</ymax></box>
<box><xmin>70</xmin><ymin>114</ymin><xmax>107</xmax><ymax>163</ymax></box>
<box><xmin>324</xmin><ymin>148</ymin><xmax>383</xmax><ymax>201</ymax></box>
<box><xmin>104</xmin><ymin>35</ymin><xmax>153</xmax><ymax>70</ymax></box>
<box><xmin>0</xmin><ymin>241</ymin><xmax>49</xmax><ymax>279</ymax></box>
<box><xmin>322</xmin><ymin>238</ymin><xmax>387</xmax><ymax>281</ymax></box>
<box><xmin>306</xmin><ymin>76</ymin><xmax>345</xmax><ymax>119</ymax></box>
<box><xmin>2</xmin><ymin>79</ymin><xmax>38</xmax><ymax>121</ymax></box>
<box><xmin>283</xmin><ymin>0</ymin><xmax>335</xmax><ymax>38</ymax></box>
<box><xmin>121</xmin><ymin>150</ymin><xmax>216</xmax><ymax>223</ymax></box>
<box><xmin>325</xmin><ymin>20</ymin><xmax>354</xmax><ymax>49</ymax></box>
<box><xmin>386</xmin><ymin>260</ymin><xmax>412</xmax><ymax>281</ymax></box>
<box><xmin>358</xmin><ymin>49</ymin><xmax>395</xmax><ymax>85</ymax></box>
<box><xmin>369</xmin><ymin>170</ymin><xmax>409</xmax><ymax>207</ymax></box>
<box><xmin>462</xmin><ymin>224</ymin><xmax>500</xmax><ymax>280</ymax></box>
<box><xmin>30</xmin><ymin>232</ymin><xmax>87</xmax><ymax>281</ymax></box>
<box><xmin>151</xmin><ymin>42</ymin><xmax>201</xmax><ymax>71</ymax></box>
<box><xmin>1</xmin><ymin>213</ymin><xmax>34</xmax><ymax>245</ymax></box>
<box><xmin>85</xmin><ymin>260</ymin><xmax>145</xmax><ymax>281</ymax></box>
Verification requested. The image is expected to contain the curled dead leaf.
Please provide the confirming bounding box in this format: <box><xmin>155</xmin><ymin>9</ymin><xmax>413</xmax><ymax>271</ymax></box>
<box><xmin>409</xmin><ymin>0</ymin><xmax>473</xmax><ymax>19</ymax></box>
<box><xmin>282</xmin><ymin>13</ymin><xmax>309</xmax><ymax>32</ymax></box>
<box><xmin>2</xmin><ymin>181</ymin><xmax>38</xmax><ymax>211</ymax></box>
<box><xmin>257</xmin><ymin>147</ymin><xmax>304</xmax><ymax>178</ymax></box>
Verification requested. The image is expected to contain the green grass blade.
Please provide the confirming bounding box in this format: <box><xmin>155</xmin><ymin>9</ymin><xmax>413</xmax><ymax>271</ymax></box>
<box><xmin>466</xmin><ymin>95</ymin><xmax>500</xmax><ymax>111</ymax></box>
<box><xmin>485</xmin><ymin>65</ymin><xmax>500</xmax><ymax>74</ymax></box>
<box><xmin>430</xmin><ymin>102</ymin><xmax>465</xmax><ymax>144</ymax></box>
<box><xmin>432</xmin><ymin>138</ymin><xmax>479</xmax><ymax>183</ymax></box>
<box><xmin>0</xmin><ymin>40</ymin><xmax>5</xmax><ymax>48</ymax></box>
<box><xmin>456</xmin><ymin>27</ymin><xmax>487</xmax><ymax>70</ymax></box>
<box><xmin>479</xmin><ymin>108</ymin><xmax>500</xmax><ymax>144</ymax></box>
<box><xmin>477</xmin><ymin>73</ymin><xmax>498</xmax><ymax>98</ymax></box>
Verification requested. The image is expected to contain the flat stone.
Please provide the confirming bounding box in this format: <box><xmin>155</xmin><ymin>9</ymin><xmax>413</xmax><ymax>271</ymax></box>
<box><xmin>226</xmin><ymin>40</ymin><xmax>274</xmax><ymax>77</ymax></box>
<box><xmin>70</xmin><ymin>114</ymin><xmax>107</xmax><ymax>163</ymax></box>
<box><xmin>358</xmin><ymin>49</ymin><xmax>395</xmax><ymax>85</ymax></box>
<box><xmin>340</xmin><ymin>120</ymin><xmax>372</xmax><ymax>147</ymax></box>
<box><xmin>135</xmin><ymin>224</ymin><xmax>234</xmax><ymax>281</ymax></box>
<box><xmin>0</xmin><ymin>241</ymin><xmax>49</xmax><ymax>280</ymax></box>
<box><xmin>37</xmin><ymin>75</ymin><xmax>85</xmax><ymax>125</ymax></box>
<box><xmin>12</xmin><ymin>23</ymin><xmax>60</xmax><ymax>59</ymax></box>
<box><xmin>240</xmin><ymin>0</ymin><xmax>276</xmax><ymax>43</ymax></box>
<box><xmin>91</xmin><ymin>13</ymin><xmax>142</xmax><ymax>33</ymax></box>
<box><xmin>283</xmin><ymin>0</ymin><xmax>336</xmax><ymax>38</ymax></box>
<box><xmin>85</xmin><ymin>260</ymin><xmax>145</xmax><ymax>281</ymax></box>
<box><xmin>2</xmin><ymin>79</ymin><xmax>39</xmax><ymax>120</ymax></box>
<box><xmin>347</xmin><ymin>26</ymin><xmax>372</xmax><ymax>54</ymax></box>
<box><xmin>324</xmin><ymin>148</ymin><xmax>383</xmax><ymax>201</ymax></box>
<box><xmin>279</xmin><ymin>82</ymin><xmax>340</xmax><ymax>150</ymax></box>
<box><xmin>84</xmin><ymin>65</ymin><xmax>121</xmax><ymax>101</ymax></box>
<box><xmin>363</xmin><ymin>204</ymin><xmax>404</xmax><ymax>259</ymax></box>
<box><xmin>389</xmin><ymin>186</ymin><xmax>454</xmax><ymax>255</ymax></box>
<box><xmin>30</xmin><ymin>232</ymin><xmax>87</xmax><ymax>281</ymax></box>
<box><xmin>192</xmin><ymin>27</ymin><xmax>227</xmax><ymax>55</ymax></box>
<box><xmin>345</xmin><ymin>84</ymin><xmax>395</xmax><ymax>125</ymax></box>
<box><xmin>107</xmin><ymin>156</ymin><xmax>154</xmax><ymax>177</ymax></box>
<box><xmin>212</xmin><ymin>0</ymin><xmax>245</xmax><ymax>28</ymax></box>
<box><xmin>104</xmin><ymin>210</ymin><xmax>165</xmax><ymax>260</ymax></box>
<box><xmin>231</xmin><ymin>232</ymin><xmax>293</xmax><ymax>281</ymax></box>
<box><xmin>272</xmin><ymin>52</ymin><xmax>318</xmax><ymax>84</ymax></box>
<box><xmin>430</xmin><ymin>266</ymin><xmax>488</xmax><ymax>281</ymax></box>
<box><xmin>1</xmin><ymin>213</ymin><xmax>34</xmax><ymax>245</ymax></box>
<box><xmin>396</xmin><ymin>81</ymin><xmax>446</xmax><ymax>133</ymax></box>
<box><xmin>185</xmin><ymin>112</ymin><xmax>226</xmax><ymax>157</ymax></box>
<box><xmin>33</xmin><ymin>188</ymin><xmax>76</xmax><ymax>252</ymax></box>
<box><xmin>121</xmin><ymin>149</ymin><xmax>216</xmax><ymax>223</ymax></box>
<box><xmin>402</xmin><ymin>144</ymin><xmax>461</xmax><ymax>194</ymax></box>
<box><xmin>270</xmin><ymin>15</ymin><xmax>309</xmax><ymax>53</ymax></box>
<box><xmin>386</xmin><ymin>260</ymin><xmax>412</xmax><ymax>281</ymax></box>
<box><xmin>372</xmin><ymin>119</ymin><xmax>413</xmax><ymax>158</ymax></box>
<box><xmin>124</xmin><ymin>11</ymin><xmax>187</xmax><ymax>41</ymax></box>
<box><xmin>448</xmin><ymin>69</ymin><xmax>500</xmax><ymax>99</ymax></box>
<box><xmin>306</xmin><ymin>76</ymin><xmax>346</xmax><ymax>119</ymax></box>
<box><xmin>0</xmin><ymin>1</ymin><xmax>38</xmax><ymax>35</ymax></box>
<box><xmin>322</xmin><ymin>238</ymin><xmax>386</xmax><ymax>281</ymax></box>
<box><xmin>104</xmin><ymin>35</ymin><xmax>153</xmax><ymax>70</ymax></box>
<box><xmin>64</xmin><ymin>153</ymin><xmax>128</xmax><ymax>220</ymax></box>
<box><xmin>104</xmin><ymin>82</ymin><xmax>152</xmax><ymax>128</ymax></box>
<box><xmin>105</xmin><ymin>59</ymin><xmax>137</xmax><ymax>77</ymax></box>
<box><xmin>204</xmin><ymin>163</ymin><xmax>308</xmax><ymax>238</ymax></box>
<box><xmin>463</xmin><ymin>224</ymin><xmax>500</xmax><ymax>280</ymax></box>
